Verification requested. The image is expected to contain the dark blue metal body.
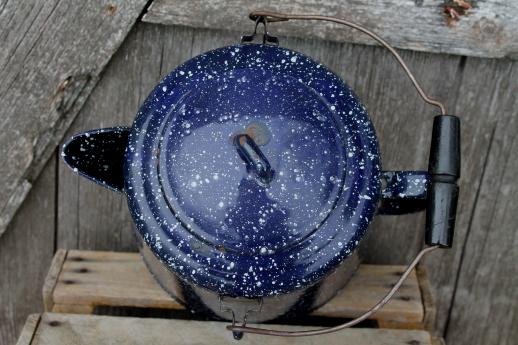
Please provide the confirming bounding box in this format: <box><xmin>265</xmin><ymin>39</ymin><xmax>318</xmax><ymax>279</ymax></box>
<box><xmin>123</xmin><ymin>44</ymin><xmax>381</xmax><ymax>298</ymax></box>
<box><xmin>61</xmin><ymin>44</ymin><xmax>429</xmax><ymax>304</ymax></box>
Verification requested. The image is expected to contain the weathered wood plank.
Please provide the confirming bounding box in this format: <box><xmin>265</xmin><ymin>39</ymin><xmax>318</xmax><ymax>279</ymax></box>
<box><xmin>14</xmin><ymin>314</ymin><xmax>40</xmax><ymax>345</ymax></box>
<box><xmin>312</xmin><ymin>265</ymin><xmax>423</xmax><ymax>324</ymax></box>
<box><xmin>143</xmin><ymin>0</ymin><xmax>518</xmax><ymax>59</ymax></box>
<box><xmin>52</xmin><ymin>250</ymin><xmax>180</xmax><ymax>310</ymax></box>
<box><xmin>416</xmin><ymin>267</ymin><xmax>436</xmax><ymax>332</ymax></box>
<box><xmin>26</xmin><ymin>313</ymin><xmax>434</xmax><ymax>345</ymax></box>
<box><xmin>444</xmin><ymin>61</ymin><xmax>518</xmax><ymax>345</ymax></box>
<box><xmin>431</xmin><ymin>337</ymin><xmax>446</xmax><ymax>345</ymax></box>
<box><xmin>45</xmin><ymin>250</ymin><xmax>426</xmax><ymax>326</ymax></box>
<box><xmin>42</xmin><ymin>249</ymin><xmax>68</xmax><ymax>312</ymax></box>
<box><xmin>0</xmin><ymin>0</ymin><xmax>149</xmax><ymax>238</ymax></box>
<box><xmin>422</xmin><ymin>56</ymin><xmax>517</xmax><ymax>336</ymax></box>
<box><xmin>0</xmin><ymin>155</ymin><xmax>55</xmax><ymax>345</ymax></box>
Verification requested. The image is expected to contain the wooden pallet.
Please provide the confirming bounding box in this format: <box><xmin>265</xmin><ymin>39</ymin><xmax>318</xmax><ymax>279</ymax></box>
<box><xmin>42</xmin><ymin>249</ymin><xmax>436</xmax><ymax>330</ymax></box>
<box><xmin>17</xmin><ymin>313</ymin><xmax>445</xmax><ymax>345</ymax></box>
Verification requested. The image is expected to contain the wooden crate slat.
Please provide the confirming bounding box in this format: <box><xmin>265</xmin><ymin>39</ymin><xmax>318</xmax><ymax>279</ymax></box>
<box><xmin>20</xmin><ymin>313</ymin><xmax>434</xmax><ymax>345</ymax></box>
<box><xmin>15</xmin><ymin>314</ymin><xmax>41</xmax><ymax>345</ymax></box>
<box><xmin>42</xmin><ymin>249</ymin><xmax>68</xmax><ymax>312</ymax></box>
<box><xmin>46</xmin><ymin>250</ymin><xmax>425</xmax><ymax>327</ymax></box>
<box><xmin>416</xmin><ymin>266</ymin><xmax>437</xmax><ymax>331</ymax></box>
<box><xmin>313</xmin><ymin>265</ymin><xmax>423</xmax><ymax>323</ymax></box>
<box><xmin>53</xmin><ymin>250</ymin><xmax>181</xmax><ymax>310</ymax></box>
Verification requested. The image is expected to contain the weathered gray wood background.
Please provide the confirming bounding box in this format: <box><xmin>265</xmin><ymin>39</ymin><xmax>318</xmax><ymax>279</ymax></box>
<box><xmin>145</xmin><ymin>0</ymin><xmax>518</xmax><ymax>59</ymax></box>
<box><xmin>1</xmin><ymin>2</ymin><xmax>517</xmax><ymax>345</ymax></box>
<box><xmin>0</xmin><ymin>0</ymin><xmax>149</xmax><ymax>237</ymax></box>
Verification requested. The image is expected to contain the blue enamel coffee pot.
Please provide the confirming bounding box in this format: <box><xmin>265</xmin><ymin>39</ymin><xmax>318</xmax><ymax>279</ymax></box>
<box><xmin>62</xmin><ymin>11</ymin><xmax>460</xmax><ymax>337</ymax></box>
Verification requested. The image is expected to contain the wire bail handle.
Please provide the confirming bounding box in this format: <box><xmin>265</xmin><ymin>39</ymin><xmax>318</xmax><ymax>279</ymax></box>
<box><xmin>246</xmin><ymin>10</ymin><xmax>446</xmax><ymax>115</ymax></box>
<box><xmin>227</xmin><ymin>10</ymin><xmax>452</xmax><ymax>338</ymax></box>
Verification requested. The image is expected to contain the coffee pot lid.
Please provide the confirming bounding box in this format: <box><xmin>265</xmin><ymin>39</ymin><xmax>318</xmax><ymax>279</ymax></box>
<box><xmin>124</xmin><ymin>43</ymin><xmax>381</xmax><ymax>297</ymax></box>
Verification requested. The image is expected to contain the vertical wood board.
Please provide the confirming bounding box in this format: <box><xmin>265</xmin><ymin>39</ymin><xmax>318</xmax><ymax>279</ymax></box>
<box><xmin>422</xmin><ymin>56</ymin><xmax>517</xmax><ymax>336</ymax></box>
<box><xmin>444</xmin><ymin>60</ymin><xmax>518</xmax><ymax>345</ymax></box>
<box><xmin>0</xmin><ymin>156</ymin><xmax>56</xmax><ymax>345</ymax></box>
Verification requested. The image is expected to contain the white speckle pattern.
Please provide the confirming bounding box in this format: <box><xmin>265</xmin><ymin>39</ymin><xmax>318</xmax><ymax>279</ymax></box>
<box><xmin>123</xmin><ymin>44</ymin><xmax>381</xmax><ymax>298</ymax></box>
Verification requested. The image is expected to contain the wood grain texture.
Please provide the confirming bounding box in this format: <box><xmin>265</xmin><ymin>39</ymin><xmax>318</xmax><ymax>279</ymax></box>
<box><xmin>50</xmin><ymin>250</ymin><xmax>182</xmax><ymax>310</ymax></box>
<box><xmin>443</xmin><ymin>61</ymin><xmax>518</xmax><ymax>345</ymax></box>
<box><xmin>143</xmin><ymin>0</ymin><xmax>518</xmax><ymax>59</ymax></box>
<box><xmin>27</xmin><ymin>313</ymin><xmax>434</xmax><ymax>345</ymax></box>
<box><xmin>422</xmin><ymin>56</ymin><xmax>518</xmax><ymax>337</ymax></box>
<box><xmin>313</xmin><ymin>265</ymin><xmax>423</xmax><ymax>324</ymax></box>
<box><xmin>0</xmin><ymin>156</ymin><xmax>55</xmax><ymax>345</ymax></box>
<box><xmin>416</xmin><ymin>267</ymin><xmax>436</xmax><ymax>332</ymax></box>
<box><xmin>0</xmin><ymin>0</ymin><xmax>149</xmax><ymax>238</ymax></box>
<box><xmin>45</xmin><ymin>250</ymin><xmax>426</xmax><ymax>326</ymax></box>
<box><xmin>14</xmin><ymin>314</ymin><xmax>40</xmax><ymax>345</ymax></box>
<box><xmin>431</xmin><ymin>337</ymin><xmax>446</xmax><ymax>345</ymax></box>
<box><xmin>42</xmin><ymin>250</ymin><xmax>68</xmax><ymax>312</ymax></box>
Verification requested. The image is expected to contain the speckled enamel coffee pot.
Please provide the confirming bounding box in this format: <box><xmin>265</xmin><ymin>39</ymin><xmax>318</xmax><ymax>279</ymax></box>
<box><xmin>62</xmin><ymin>26</ymin><xmax>458</xmax><ymax>326</ymax></box>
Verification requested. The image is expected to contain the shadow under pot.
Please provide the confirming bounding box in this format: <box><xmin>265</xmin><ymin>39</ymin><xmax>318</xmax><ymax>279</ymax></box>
<box><xmin>61</xmin><ymin>43</ymin><xmax>430</xmax><ymax>324</ymax></box>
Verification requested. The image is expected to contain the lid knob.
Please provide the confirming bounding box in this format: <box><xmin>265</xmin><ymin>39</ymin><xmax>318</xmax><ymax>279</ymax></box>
<box><xmin>233</xmin><ymin>133</ymin><xmax>275</xmax><ymax>187</ymax></box>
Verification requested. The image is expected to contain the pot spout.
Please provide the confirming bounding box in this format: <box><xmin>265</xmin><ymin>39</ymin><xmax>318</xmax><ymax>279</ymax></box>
<box><xmin>61</xmin><ymin>127</ymin><xmax>129</xmax><ymax>192</ymax></box>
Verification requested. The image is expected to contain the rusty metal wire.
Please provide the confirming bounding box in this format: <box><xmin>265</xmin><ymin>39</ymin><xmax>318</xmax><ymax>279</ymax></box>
<box><xmin>227</xmin><ymin>245</ymin><xmax>439</xmax><ymax>337</ymax></box>
<box><xmin>247</xmin><ymin>10</ymin><xmax>447</xmax><ymax>115</ymax></box>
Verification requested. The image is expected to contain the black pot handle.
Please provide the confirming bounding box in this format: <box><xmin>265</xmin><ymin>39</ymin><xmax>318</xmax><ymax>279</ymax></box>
<box><xmin>425</xmin><ymin>115</ymin><xmax>460</xmax><ymax>247</ymax></box>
